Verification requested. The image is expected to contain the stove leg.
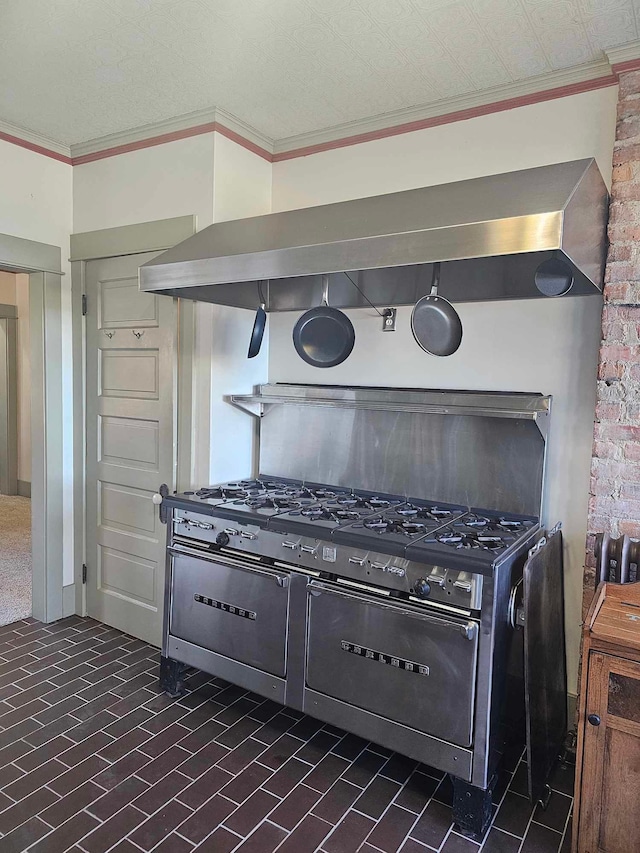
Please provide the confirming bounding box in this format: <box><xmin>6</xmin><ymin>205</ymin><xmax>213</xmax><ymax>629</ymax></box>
<box><xmin>451</xmin><ymin>773</ymin><xmax>497</xmax><ymax>842</ymax></box>
<box><xmin>159</xmin><ymin>655</ymin><xmax>187</xmax><ymax>698</ymax></box>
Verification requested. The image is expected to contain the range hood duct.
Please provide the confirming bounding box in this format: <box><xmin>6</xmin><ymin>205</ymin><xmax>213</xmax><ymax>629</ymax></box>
<box><xmin>139</xmin><ymin>159</ymin><xmax>608</xmax><ymax>310</ymax></box>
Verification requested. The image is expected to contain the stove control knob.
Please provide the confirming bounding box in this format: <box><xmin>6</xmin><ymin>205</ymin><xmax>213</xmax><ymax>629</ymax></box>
<box><xmin>216</xmin><ymin>532</ymin><xmax>230</xmax><ymax>547</ymax></box>
<box><xmin>414</xmin><ymin>578</ymin><xmax>431</xmax><ymax>599</ymax></box>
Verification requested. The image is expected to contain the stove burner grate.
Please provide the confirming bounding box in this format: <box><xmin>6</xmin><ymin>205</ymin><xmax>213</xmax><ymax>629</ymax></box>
<box><xmin>361</xmin><ymin>516</ymin><xmax>428</xmax><ymax>537</ymax></box>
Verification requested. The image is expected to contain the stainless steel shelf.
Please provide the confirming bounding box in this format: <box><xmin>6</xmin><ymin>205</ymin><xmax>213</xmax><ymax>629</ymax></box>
<box><xmin>227</xmin><ymin>385</ymin><xmax>551</xmax><ymax>436</ymax></box>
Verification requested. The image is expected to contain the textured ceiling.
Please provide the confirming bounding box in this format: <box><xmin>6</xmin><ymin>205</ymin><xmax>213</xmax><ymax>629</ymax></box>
<box><xmin>1</xmin><ymin>0</ymin><xmax>639</xmax><ymax>147</ymax></box>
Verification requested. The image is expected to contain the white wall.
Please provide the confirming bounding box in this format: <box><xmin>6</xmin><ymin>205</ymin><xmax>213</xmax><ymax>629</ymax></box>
<box><xmin>270</xmin><ymin>86</ymin><xmax>618</xmax><ymax>695</ymax></box>
<box><xmin>272</xmin><ymin>88</ymin><xmax>616</xmax><ymax>210</ymax></box>
<box><xmin>208</xmin><ymin>134</ymin><xmax>272</xmax><ymax>484</ymax></box>
<box><xmin>72</xmin><ymin>132</ymin><xmax>272</xmax><ymax>489</ymax></box>
<box><xmin>73</xmin><ymin>135</ymin><xmax>216</xmax><ymax>233</ymax></box>
<box><xmin>0</xmin><ymin>141</ymin><xmax>73</xmax><ymax>583</ymax></box>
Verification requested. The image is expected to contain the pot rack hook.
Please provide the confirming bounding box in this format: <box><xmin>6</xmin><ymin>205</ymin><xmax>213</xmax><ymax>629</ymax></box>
<box><xmin>430</xmin><ymin>261</ymin><xmax>441</xmax><ymax>297</ymax></box>
<box><xmin>321</xmin><ymin>274</ymin><xmax>330</xmax><ymax>306</ymax></box>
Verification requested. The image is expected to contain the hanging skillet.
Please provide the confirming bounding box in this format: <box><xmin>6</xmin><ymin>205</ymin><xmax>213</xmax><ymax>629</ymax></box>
<box><xmin>411</xmin><ymin>262</ymin><xmax>463</xmax><ymax>356</ymax></box>
<box><xmin>247</xmin><ymin>280</ymin><xmax>267</xmax><ymax>359</ymax></box>
<box><xmin>293</xmin><ymin>274</ymin><xmax>355</xmax><ymax>368</ymax></box>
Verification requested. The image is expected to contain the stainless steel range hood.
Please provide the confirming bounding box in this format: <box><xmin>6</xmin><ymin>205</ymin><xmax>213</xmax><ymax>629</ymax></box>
<box><xmin>139</xmin><ymin>158</ymin><xmax>608</xmax><ymax>310</ymax></box>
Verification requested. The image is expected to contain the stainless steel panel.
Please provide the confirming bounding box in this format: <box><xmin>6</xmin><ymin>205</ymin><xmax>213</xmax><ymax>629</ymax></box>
<box><xmin>306</xmin><ymin>581</ymin><xmax>478</xmax><ymax>747</ymax></box>
<box><xmin>304</xmin><ymin>689</ymin><xmax>473</xmax><ymax>780</ymax></box>
<box><xmin>170</xmin><ymin>552</ymin><xmax>290</xmax><ymax>677</ymax></box>
<box><xmin>260</xmin><ymin>402</ymin><xmax>546</xmax><ymax>517</ymax></box>
<box><xmin>523</xmin><ymin>528</ymin><xmax>567</xmax><ymax>803</ymax></box>
<box><xmin>560</xmin><ymin>159</ymin><xmax>609</xmax><ymax>291</ymax></box>
<box><xmin>284</xmin><ymin>572</ymin><xmax>308</xmax><ymax>711</ymax></box>
<box><xmin>168</xmin><ymin>635</ymin><xmax>286</xmax><ymax>703</ymax></box>
<box><xmin>140</xmin><ymin>159</ymin><xmax>607</xmax><ymax>305</ymax></box>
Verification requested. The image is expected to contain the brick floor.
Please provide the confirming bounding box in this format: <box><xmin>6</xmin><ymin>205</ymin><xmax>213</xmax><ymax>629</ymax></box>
<box><xmin>0</xmin><ymin>616</ymin><xmax>574</xmax><ymax>852</ymax></box>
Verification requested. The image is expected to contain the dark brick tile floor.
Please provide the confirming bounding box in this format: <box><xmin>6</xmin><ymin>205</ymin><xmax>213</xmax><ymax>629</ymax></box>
<box><xmin>0</xmin><ymin>617</ymin><xmax>574</xmax><ymax>852</ymax></box>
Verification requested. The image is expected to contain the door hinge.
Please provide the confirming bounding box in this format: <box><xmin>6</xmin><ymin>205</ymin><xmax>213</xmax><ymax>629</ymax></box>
<box><xmin>81</xmin><ymin>294</ymin><xmax>87</xmax><ymax>316</ymax></box>
<box><xmin>82</xmin><ymin>563</ymin><xmax>87</xmax><ymax>584</ymax></box>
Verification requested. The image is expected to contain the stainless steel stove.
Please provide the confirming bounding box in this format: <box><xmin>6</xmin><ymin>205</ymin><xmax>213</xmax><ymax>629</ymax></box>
<box><xmin>159</xmin><ymin>385</ymin><xmax>559</xmax><ymax>839</ymax></box>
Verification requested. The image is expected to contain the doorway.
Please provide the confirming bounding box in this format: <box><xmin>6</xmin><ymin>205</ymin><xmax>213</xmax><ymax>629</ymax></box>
<box><xmin>0</xmin><ymin>231</ymin><xmax>64</xmax><ymax>625</ymax></box>
<box><xmin>0</xmin><ymin>272</ymin><xmax>32</xmax><ymax>623</ymax></box>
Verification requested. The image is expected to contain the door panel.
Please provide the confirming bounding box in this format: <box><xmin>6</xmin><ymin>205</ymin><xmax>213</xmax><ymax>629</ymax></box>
<box><xmin>100</xmin><ymin>415</ymin><xmax>160</xmax><ymax>471</ymax></box>
<box><xmin>86</xmin><ymin>252</ymin><xmax>176</xmax><ymax>646</ymax></box>
<box><xmin>578</xmin><ymin>652</ymin><xmax>640</xmax><ymax>853</ymax></box>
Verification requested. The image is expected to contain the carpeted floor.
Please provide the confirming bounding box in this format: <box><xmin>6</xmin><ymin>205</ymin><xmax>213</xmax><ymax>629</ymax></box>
<box><xmin>0</xmin><ymin>494</ymin><xmax>31</xmax><ymax>625</ymax></box>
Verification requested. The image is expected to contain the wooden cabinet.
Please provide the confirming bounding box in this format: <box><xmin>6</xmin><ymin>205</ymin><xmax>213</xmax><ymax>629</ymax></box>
<box><xmin>574</xmin><ymin>584</ymin><xmax>640</xmax><ymax>852</ymax></box>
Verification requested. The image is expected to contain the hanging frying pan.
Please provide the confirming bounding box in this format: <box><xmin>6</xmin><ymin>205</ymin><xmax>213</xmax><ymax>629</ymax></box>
<box><xmin>411</xmin><ymin>262</ymin><xmax>463</xmax><ymax>356</ymax></box>
<box><xmin>293</xmin><ymin>274</ymin><xmax>355</xmax><ymax>368</ymax></box>
<box><xmin>248</xmin><ymin>281</ymin><xmax>267</xmax><ymax>359</ymax></box>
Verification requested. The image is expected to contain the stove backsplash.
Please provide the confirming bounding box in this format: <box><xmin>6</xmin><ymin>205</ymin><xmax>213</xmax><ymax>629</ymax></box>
<box><xmin>256</xmin><ymin>385</ymin><xmax>548</xmax><ymax>518</ymax></box>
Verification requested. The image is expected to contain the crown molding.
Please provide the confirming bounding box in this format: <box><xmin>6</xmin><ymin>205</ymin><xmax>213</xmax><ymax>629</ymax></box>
<box><xmin>0</xmin><ymin>119</ymin><xmax>71</xmax><ymax>163</ymax></box>
<box><xmin>272</xmin><ymin>59</ymin><xmax>615</xmax><ymax>158</ymax></box>
<box><xmin>70</xmin><ymin>107</ymin><xmax>274</xmax><ymax>162</ymax></box>
<box><xmin>606</xmin><ymin>41</ymin><xmax>640</xmax><ymax>75</ymax></box>
<box><xmin>0</xmin><ymin>55</ymin><xmax>621</xmax><ymax>168</ymax></box>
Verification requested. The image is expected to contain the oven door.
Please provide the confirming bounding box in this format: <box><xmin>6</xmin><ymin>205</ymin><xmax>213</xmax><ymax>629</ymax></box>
<box><xmin>306</xmin><ymin>581</ymin><xmax>479</xmax><ymax>747</ymax></box>
<box><xmin>169</xmin><ymin>548</ymin><xmax>289</xmax><ymax>677</ymax></box>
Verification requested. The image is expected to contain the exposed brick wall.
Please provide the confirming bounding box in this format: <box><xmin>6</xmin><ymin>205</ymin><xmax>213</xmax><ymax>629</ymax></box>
<box><xmin>585</xmin><ymin>68</ymin><xmax>640</xmax><ymax>611</ymax></box>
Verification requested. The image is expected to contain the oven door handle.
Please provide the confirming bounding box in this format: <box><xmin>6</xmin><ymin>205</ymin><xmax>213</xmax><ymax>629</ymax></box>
<box><xmin>168</xmin><ymin>545</ymin><xmax>290</xmax><ymax>587</ymax></box>
<box><xmin>307</xmin><ymin>580</ymin><xmax>477</xmax><ymax>639</ymax></box>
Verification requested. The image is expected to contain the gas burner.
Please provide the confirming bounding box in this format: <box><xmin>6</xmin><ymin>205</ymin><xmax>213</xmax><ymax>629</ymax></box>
<box><xmin>195</xmin><ymin>485</ymin><xmax>249</xmax><ymax>500</ymax></box>
<box><xmin>299</xmin><ymin>506</ymin><xmax>334</xmax><ymax>520</ymax></box>
<box><xmin>332</xmin><ymin>509</ymin><xmax>362</xmax><ymax>522</ymax></box>
<box><xmin>454</xmin><ymin>514</ymin><xmax>535</xmax><ymax>536</ymax></box>
<box><xmin>331</xmin><ymin>494</ymin><xmax>397</xmax><ymax>511</ymax></box>
<box><xmin>431</xmin><ymin>528</ymin><xmax>507</xmax><ymax>551</ymax></box>
<box><xmin>396</xmin><ymin>504</ymin><xmax>461</xmax><ymax>523</ymax></box>
<box><xmin>303</xmin><ymin>486</ymin><xmax>344</xmax><ymax>500</ymax></box>
<box><xmin>362</xmin><ymin>516</ymin><xmax>427</xmax><ymax>536</ymax></box>
<box><xmin>363</xmin><ymin>517</ymin><xmax>389</xmax><ymax>532</ymax></box>
<box><xmin>238</xmin><ymin>494</ymin><xmax>307</xmax><ymax>511</ymax></box>
<box><xmin>461</xmin><ymin>514</ymin><xmax>493</xmax><ymax>529</ymax></box>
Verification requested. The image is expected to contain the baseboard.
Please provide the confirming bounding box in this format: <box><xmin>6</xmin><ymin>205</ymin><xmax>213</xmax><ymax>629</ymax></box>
<box><xmin>17</xmin><ymin>480</ymin><xmax>30</xmax><ymax>498</ymax></box>
<box><xmin>63</xmin><ymin>584</ymin><xmax>76</xmax><ymax>617</ymax></box>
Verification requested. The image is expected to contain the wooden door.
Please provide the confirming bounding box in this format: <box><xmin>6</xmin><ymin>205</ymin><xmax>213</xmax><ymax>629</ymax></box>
<box><xmin>577</xmin><ymin>652</ymin><xmax>640</xmax><ymax>852</ymax></box>
<box><xmin>85</xmin><ymin>253</ymin><xmax>176</xmax><ymax>647</ymax></box>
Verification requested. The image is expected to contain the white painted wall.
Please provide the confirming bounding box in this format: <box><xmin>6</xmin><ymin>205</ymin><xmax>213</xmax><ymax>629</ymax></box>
<box><xmin>0</xmin><ymin>141</ymin><xmax>73</xmax><ymax>583</ymax></box>
<box><xmin>213</xmin><ymin>134</ymin><xmax>272</xmax><ymax>225</ymax></box>
<box><xmin>272</xmin><ymin>87</ymin><xmax>617</xmax><ymax>209</ymax></box>
<box><xmin>72</xmin><ymin>135</ymin><xmax>216</xmax><ymax>233</ymax></box>
<box><xmin>270</xmin><ymin>87</ymin><xmax>618</xmax><ymax>695</ymax></box>
<box><xmin>0</xmin><ymin>272</ymin><xmax>31</xmax><ymax>484</ymax></box>
<box><xmin>209</xmin><ymin>134</ymin><xmax>272</xmax><ymax>484</ymax></box>
<box><xmin>72</xmin><ymin>131</ymin><xmax>271</xmax><ymax>489</ymax></box>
